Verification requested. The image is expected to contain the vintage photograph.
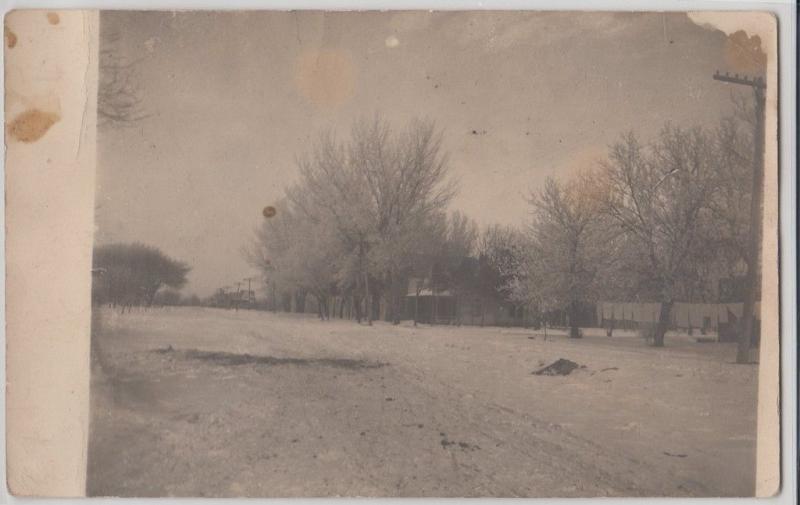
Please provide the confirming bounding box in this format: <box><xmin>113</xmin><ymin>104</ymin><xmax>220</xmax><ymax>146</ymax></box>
<box><xmin>86</xmin><ymin>11</ymin><xmax>773</xmax><ymax>497</ymax></box>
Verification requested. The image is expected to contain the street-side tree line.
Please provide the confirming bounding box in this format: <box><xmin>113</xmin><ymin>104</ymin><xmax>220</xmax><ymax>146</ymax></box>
<box><xmin>249</xmin><ymin>108</ymin><xmax>756</xmax><ymax>347</ymax></box>
<box><xmin>247</xmin><ymin>117</ymin><xmax>517</xmax><ymax>325</ymax></box>
<box><xmin>510</xmin><ymin>118</ymin><xmax>755</xmax><ymax>346</ymax></box>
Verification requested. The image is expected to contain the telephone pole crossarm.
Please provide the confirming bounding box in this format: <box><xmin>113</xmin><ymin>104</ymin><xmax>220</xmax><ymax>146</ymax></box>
<box><xmin>713</xmin><ymin>70</ymin><xmax>766</xmax><ymax>89</ymax></box>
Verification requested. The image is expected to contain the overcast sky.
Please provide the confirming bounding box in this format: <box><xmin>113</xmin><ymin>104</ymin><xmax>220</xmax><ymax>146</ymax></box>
<box><xmin>95</xmin><ymin>10</ymin><xmax>756</xmax><ymax>297</ymax></box>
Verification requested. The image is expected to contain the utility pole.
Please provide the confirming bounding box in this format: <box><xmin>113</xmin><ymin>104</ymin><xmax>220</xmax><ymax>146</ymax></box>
<box><xmin>243</xmin><ymin>276</ymin><xmax>257</xmax><ymax>307</ymax></box>
<box><xmin>221</xmin><ymin>285</ymin><xmax>230</xmax><ymax>310</ymax></box>
<box><xmin>712</xmin><ymin>70</ymin><xmax>766</xmax><ymax>364</ymax></box>
<box><xmin>263</xmin><ymin>261</ymin><xmax>276</xmax><ymax>312</ymax></box>
<box><xmin>233</xmin><ymin>281</ymin><xmax>242</xmax><ymax>311</ymax></box>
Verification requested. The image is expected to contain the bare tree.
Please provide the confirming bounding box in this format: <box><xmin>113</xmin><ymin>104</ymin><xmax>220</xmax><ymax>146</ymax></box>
<box><xmin>706</xmin><ymin>115</ymin><xmax>755</xmax><ymax>284</ymax></box>
<box><xmin>271</xmin><ymin>116</ymin><xmax>455</xmax><ymax>325</ymax></box>
<box><xmin>98</xmin><ymin>29</ymin><xmax>149</xmax><ymax>126</ymax></box>
<box><xmin>247</xmin><ymin>198</ymin><xmax>340</xmax><ymax>318</ymax></box>
<box><xmin>519</xmin><ymin>174</ymin><xmax>610</xmax><ymax>338</ymax></box>
<box><xmin>288</xmin><ymin>128</ymin><xmax>376</xmax><ymax>322</ymax></box>
<box><xmin>600</xmin><ymin>126</ymin><xmax>718</xmax><ymax>346</ymax></box>
<box><xmin>355</xmin><ymin>117</ymin><xmax>456</xmax><ymax>324</ymax></box>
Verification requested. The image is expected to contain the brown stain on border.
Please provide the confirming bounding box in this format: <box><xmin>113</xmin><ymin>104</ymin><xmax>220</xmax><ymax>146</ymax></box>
<box><xmin>724</xmin><ymin>30</ymin><xmax>766</xmax><ymax>75</ymax></box>
<box><xmin>7</xmin><ymin>109</ymin><xmax>60</xmax><ymax>143</ymax></box>
<box><xmin>294</xmin><ymin>48</ymin><xmax>356</xmax><ymax>107</ymax></box>
<box><xmin>46</xmin><ymin>12</ymin><xmax>60</xmax><ymax>25</ymax></box>
<box><xmin>4</xmin><ymin>25</ymin><xmax>17</xmax><ymax>48</ymax></box>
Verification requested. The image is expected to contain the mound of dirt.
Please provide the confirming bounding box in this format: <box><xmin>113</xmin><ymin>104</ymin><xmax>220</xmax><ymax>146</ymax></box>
<box><xmin>532</xmin><ymin>358</ymin><xmax>581</xmax><ymax>376</ymax></box>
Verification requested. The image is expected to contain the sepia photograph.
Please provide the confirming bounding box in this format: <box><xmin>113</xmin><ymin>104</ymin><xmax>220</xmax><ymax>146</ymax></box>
<box><xmin>81</xmin><ymin>10</ymin><xmax>776</xmax><ymax>497</ymax></box>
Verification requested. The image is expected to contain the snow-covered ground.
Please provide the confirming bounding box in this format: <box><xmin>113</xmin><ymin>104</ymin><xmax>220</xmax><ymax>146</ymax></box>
<box><xmin>88</xmin><ymin>306</ymin><xmax>757</xmax><ymax>497</ymax></box>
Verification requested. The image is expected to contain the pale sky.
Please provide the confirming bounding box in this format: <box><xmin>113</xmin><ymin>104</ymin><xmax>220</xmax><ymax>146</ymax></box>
<box><xmin>95</xmin><ymin>11</ymin><xmax>757</xmax><ymax>297</ymax></box>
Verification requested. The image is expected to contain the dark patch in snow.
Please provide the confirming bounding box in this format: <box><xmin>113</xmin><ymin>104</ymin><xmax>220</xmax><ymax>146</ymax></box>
<box><xmin>152</xmin><ymin>347</ymin><xmax>387</xmax><ymax>370</ymax></box>
<box><xmin>532</xmin><ymin>358</ymin><xmax>581</xmax><ymax>376</ymax></box>
<box><xmin>440</xmin><ymin>434</ymin><xmax>480</xmax><ymax>451</ymax></box>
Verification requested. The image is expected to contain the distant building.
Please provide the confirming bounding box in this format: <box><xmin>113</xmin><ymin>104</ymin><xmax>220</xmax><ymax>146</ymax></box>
<box><xmin>403</xmin><ymin>277</ymin><xmax>528</xmax><ymax>327</ymax></box>
<box><xmin>231</xmin><ymin>289</ymin><xmax>256</xmax><ymax>306</ymax></box>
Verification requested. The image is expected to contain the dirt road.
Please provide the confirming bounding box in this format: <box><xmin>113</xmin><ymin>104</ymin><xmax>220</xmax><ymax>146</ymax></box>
<box><xmin>87</xmin><ymin>307</ymin><xmax>757</xmax><ymax>497</ymax></box>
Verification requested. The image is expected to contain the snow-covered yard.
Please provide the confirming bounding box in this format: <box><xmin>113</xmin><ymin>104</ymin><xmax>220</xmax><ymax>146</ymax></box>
<box><xmin>88</xmin><ymin>306</ymin><xmax>757</xmax><ymax>497</ymax></box>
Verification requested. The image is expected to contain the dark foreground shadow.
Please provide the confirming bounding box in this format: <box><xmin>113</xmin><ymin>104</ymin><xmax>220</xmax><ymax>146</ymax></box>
<box><xmin>153</xmin><ymin>347</ymin><xmax>387</xmax><ymax>370</ymax></box>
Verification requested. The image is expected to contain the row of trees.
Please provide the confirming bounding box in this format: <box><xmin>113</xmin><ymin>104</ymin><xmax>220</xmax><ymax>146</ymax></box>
<box><xmin>247</xmin><ymin>117</ymin><xmax>519</xmax><ymax>325</ymax></box>
<box><xmin>513</xmin><ymin>117</ymin><xmax>754</xmax><ymax>345</ymax></box>
<box><xmin>250</xmin><ymin>107</ymin><xmax>756</xmax><ymax>347</ymax></box>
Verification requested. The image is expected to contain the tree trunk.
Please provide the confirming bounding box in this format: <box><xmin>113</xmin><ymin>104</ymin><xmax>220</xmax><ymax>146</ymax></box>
<box><xmin>568</xmin><ymin>299</ymin><xmax>581</xmax><ymax>338</ymax></box>
<box><xmin>364</xmin><ymin>272</ymin><xmax>372</xmax><ymax>326</ymax></box>
<box><xmin>354</xmin><ymin>295</ymin><xmax>362</xmax><ymax>323</ymax></box>
<box><xmin>414</xmin><ymin>290</ymin><xmax>419</xmax><ymax>326</ymax></box>
<box><xmin>392</xmin><ymin>292</ymin><xmax>400</xmax><ymax>325</ymax></box>
<box><xmin>653</xmin><ymin>301</ymin><xmax>672</xmax><ymax>347</ymax></box>
<box><xmin>567</xmin><ymin>239</ymin><xmax>580</xmax><ymax>337</ymax></box>
<box><xmin>391</xmin><ymin>273</ymin><xmax>401</xmax><ymax>325</ymax></box>
<box><xmin>387</xmin><ymin>272</ymin><xmax>394</xmax><ymax>323</ymax></box>
<box><xmin>431</xmin><ymin>282</ymin><xmax>438</xmax><ymax>326</ymax></box>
